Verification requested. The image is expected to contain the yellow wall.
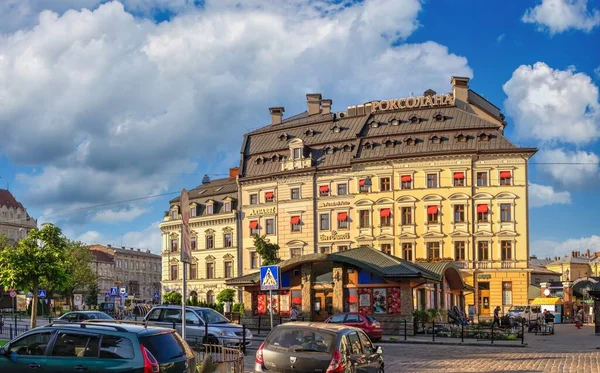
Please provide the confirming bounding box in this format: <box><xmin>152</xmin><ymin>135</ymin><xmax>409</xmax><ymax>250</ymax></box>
<box><xmin>463</xmin><ymin>271</ymin><xmax>529</xmax><ymax>316</ymax></box>
<box><xmin>546</xmin><ymin>262</ymin><xmax>591</xmax><ymax>281</ymax></box>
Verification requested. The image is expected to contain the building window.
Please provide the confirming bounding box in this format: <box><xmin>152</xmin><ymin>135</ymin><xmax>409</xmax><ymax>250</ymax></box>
<box><xmin>455</xmin><ymin>241</ymin><xmax>465</xmax><ymax>261</ymax></box>
<box><xmin>250</xmin><ymin>252</ymin><xmax>259</xmax><ymax>269</ymax></box>
<box><xmin>477</xmin><ymin>172</ymin><xmax>488</xmax><ymax>187</ymax></box>
<box><xmin>380</xmin><ymin>209</ymin><xmax>391</xmax><ymax>227</ymax></box>
<box><xmin>190</xmin><ymin>206</ymin><xmax>197</xmax><ymax>217</ymax></box>
<box><xmin>250</xmin><ymin>194</ymin><xmax>258</xmax><ymax>205</ymax></box>
<box><xmin>401</xmin><ymin>207</ymin><xmax>412</xmax><ymax>225</ymax></box>
<box><xmin>359</xmin><ymin>178</ymin><xmax>371</xmax><ymax>193</ymax></box>
<box><xmin>290</xmin><ymin>248</ymin><xmax>302</xmax><ymax>258</ymax></box>
<box><xmin>381</xmin><ymin>244</ymin><xmax>392</xmax><ymax>255</ymax></box>
<box><xmin>501</xmin><ymin>241</ymin><xmax>512</xmax><ymax>260</ymax></box>
<box><xmin>427</xmin><ymin>174</ymin><xmax>438</xmax><ymax>188</ymax></box>
<box><xmin>171</xmin><ymin>239</ymin><xmax>178</xmax><ymax>252</ymax></box>
<box><xmin>453</xmin><ymin>172</ymin><xmax>465</xmax><ymax>186</ymax></box>
<box><xmin>224</xmin><ymin>262</ymin><xmax>233</xmax><ymax>278</ymax></box>
<box><xmin>206</xmin><ymin>205</ymin><xmax>213</xmax><ymax>215</ymax></box>
<box><xmin>320</xmin><ymin>213</ymin><xmax>330</xmax><ymax>231</ymax></box>
<box><xmin>291</xmin><ymin>216</ymin><xmax>302</xmax><ymax>232</ymax></box>
<box><xmin>319</xmin><ymin>185</ymin><xmax>330</xmax><ymax>197</ymax></box>
<box><xmin>293</xmin><ymin>148</ymin><xmax>302</xmax><ymax>159</ymax></box>
<box><xmin>206</xmin><ymin>262</ymin><xmax>215</xmax><ymax>279</ymax></box>
<box><xmin>191</xmin><ymin>237</ymin><xmax>197</xmax><ymax>250</ymax></box>
<box><xmin>338</xmin><ymin>246</ymin><xmax>349</xmax><ymax>252</ymax></box>
<box><xmin>263</xmin><ymin>219</ymin><xmax>274</xmax><ymax>235</ymax></box>
<box><xmin>427</xmin><ymin>242</ymin><xmax>440</xmax><ymax>260</ymax></box>
<box><xmin>249</xmin><ymin>220</ymin><xmax>259</xmax><ymax>236</ymax></box>
<box><xmin>224</xmin><ymin>233</ymin><xmax>232</xmax><ymax>248</ymax></box>
<box><xmin>189</xmin><ymin>264</ymin><xmax>197</xmax><ymax>280</ymax></box>
<box><xmin>502</xmin><ymin>282</ymin><xmax>512</xmax><ymax>305</ymax></box>
<box><xmin>477</xmin><ymin>204</ymin><xmax>489</xmax><ymax>222</ymax></box>
<box><xmin>402</xmin><ymin>243</ymin><xmax>413</xmax><ymax>261</ymax></box>
<box><xmin>427</xmin><ymin>206</ymin><xmax>439</xmax><ymax>223</ymax></box>
<box><xmin>500</xmin><ymin>171</ymin><xmax>512</xmax><ymax>185</ymax></box>
<box><xmin>359</xmin><ymin>210</ymin><xmax>370</xmax><ymax>228</ymax></box>
<box><xmin>478</xmin><ymin>241</ymin><xmax>489</xmax><ymax>261</ymax></box>
<box><xmin>454</xmin><ymin>204</ymin><xmax>465</xmax><ymax>223</ymax></box>
<box><xmin>291</xmin><ymin>188</ymin><xmax>301</xmax><ymax>200</ymax></box>
<box><xmin>500</xmin><ymin>204</ymin><xmax>512</xmax><ymax>222</ymax></box>
<box><xmin>264</xmin><ymin>191</ymin><xmax>274</xmax><ymax>203</ymax></box>
<box><xmin>401</xmin><ymin>175</ymin><xmax>412</xmax><ymax>189</ymax></box>
<box><xmin>337</xmin><ymin>184</ymin><xmax>347</xmax><ymax>195</ymax></box>
<box><xmin>320</xmin><ymin>247</ymin><xmax>331</xmax><ymax>254</ymax></box>
<box><xmin>337</xmin><ymin>212</ymin><xmax>349</xmax><ymax>229</ymax></box>
<box><xmin>206</xmin><ymin>290</ymin><xmax>215</xmax><ymax>304</ymax></box>
<box><xmin>380</xmin><ymin>177</ymin><xmax>391</xmax><ymax>192</ymax></box>
<box><xmin>170</xmin><ymin>265</ymin><xmax>178</xmax><ymax>280</ymax></box>
<box><xmin>224</xmin><ymin>202</ymin><xmax>232</xmax><ymax>212</ymax></box>
<box><xmin>171</xmin><ymin>210</ymin><xmax>177</xmax><ymax>219</ymax></box>
<box><xmin>206</xmin><ymin>235</ymin><xmax>214</xmax><ymax>249</ymax></box>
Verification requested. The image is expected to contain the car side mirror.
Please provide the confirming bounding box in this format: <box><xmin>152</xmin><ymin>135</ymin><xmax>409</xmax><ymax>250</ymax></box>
<box><xmin>376</xmin><ymin>346</ymin><xmax>383</xmax><ymax>355</ymax></box>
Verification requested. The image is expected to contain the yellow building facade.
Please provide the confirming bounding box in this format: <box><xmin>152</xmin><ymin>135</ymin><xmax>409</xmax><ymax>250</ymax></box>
<box><xmin>160</xmin><ymin>171</ymin><xmax>240</xmax><ymax>302</ymax></box>
<box><xmin>238</xmin><ymin>77</ymin><xmax>536</xmax><ymax>316</ymax></box>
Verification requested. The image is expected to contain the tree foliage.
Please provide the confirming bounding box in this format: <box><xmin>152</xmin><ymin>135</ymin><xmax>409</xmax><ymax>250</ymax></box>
<box><xmin>253</xmin><ymin>234</ymin><xmax>280</xmax><ymax>266</ymax></box>
<box><xmin>216</xmin><ymin>288</ymin><xmax>236</xmax><ymax>304</ymax></box>
<box><xmin>0</xmin><ymin>223</ymin><xmax>69</xmax><ymax>328</ymax></box>
<box><xmin>163</xmin><ymin>291</ymin><xmax>182</xmax><ymax>305</ymax></box>
<box><xmin>87</xmin><ymin>283</ymin><xmax>100</xmax><ymax>306</ymax></box>
<box><xmin>55</xmin><ymin>241</ymin><xmax>97</xmax><ymax>306</ymax></box>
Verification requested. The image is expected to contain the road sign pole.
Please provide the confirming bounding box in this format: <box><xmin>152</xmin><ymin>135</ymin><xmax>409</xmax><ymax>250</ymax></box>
<box><xmin>182</xmin><ymin>262</ymin><xmax>187</xmax><ymax>341</ymax></box>
<box><xmin>269</xmin><ymin>289</ymin><xmax>273</xmax><ymax>330</ymax></box>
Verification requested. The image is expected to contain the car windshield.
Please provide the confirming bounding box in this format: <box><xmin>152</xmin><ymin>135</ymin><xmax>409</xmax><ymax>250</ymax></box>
<box><xmin>509</xmin><ymin>306</ymin><xmax>526</xmax><ymax>312</ymax></box>
<box><xmin>265</xmin><ymin>327</ymin><xmax>335</xmax><ymax>353</ymax></box>
<box><xmin>93</xmin><ymin>312</ymin><xmax>113</xmax><ymax>320</ymax></box>
<box><xmin>199</xmin><ymin>309</ymin><xmax>229</xmax><ymax>324</ymax></box>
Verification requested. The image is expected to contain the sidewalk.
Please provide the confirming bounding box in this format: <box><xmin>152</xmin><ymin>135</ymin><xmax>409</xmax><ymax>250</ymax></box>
<box><xmin>379</xmin><ymin>334</ymin><xmax>526</xmax><ymax>348</ymax></box>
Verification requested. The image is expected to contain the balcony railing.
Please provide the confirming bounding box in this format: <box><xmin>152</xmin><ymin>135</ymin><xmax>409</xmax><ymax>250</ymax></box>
<box><xmin>474</xmin><ymin>261</ymin><xmax>491</xmax><ymax>269</ymax></box>
<box><xmin>501</xmin><ymin>261</ymin><xmax>516</xmax><ymax>269</ymax></box>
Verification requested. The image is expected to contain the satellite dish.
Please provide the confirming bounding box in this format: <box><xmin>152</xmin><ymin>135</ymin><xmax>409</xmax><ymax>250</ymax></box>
<box><xmin>544</xmin><ymin>289</ymin><xmax>551</xmax><ymax>296</ymax></box>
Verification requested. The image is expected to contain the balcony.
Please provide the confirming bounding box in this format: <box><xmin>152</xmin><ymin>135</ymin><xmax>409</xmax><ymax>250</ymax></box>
<box><xmin>281</xmin><ymin>156</ymin><xmax>312</xmax><ymax>171</ymax></box>
<box><xmin>454</xmin><ymin>261</ymin><xmax>470</xmax><ymax>269</ymax></box>
<box><xmin>501</xmin><ymin>261</ymin><xmax>516</xmax><ymax>269</ymax></box>
<box><xmin>474</xmin><ymin>261</ymin><xmax>491</xmax><ymax>269</ymax></box>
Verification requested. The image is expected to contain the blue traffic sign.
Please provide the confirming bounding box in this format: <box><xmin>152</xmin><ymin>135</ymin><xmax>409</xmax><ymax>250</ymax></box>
<box><xmin>153</xmin><ymin>292</ymin><xmax>160</xmax><ymax>299</ymax></box>
<box><xmin>110</xmin><ymin>287</ymin><xmax>118</xmax><ymax>296</ymax></box>
<box><xmin>120</xmin><ymin>292</ymin><xmax>127</xmax><ymax>299</ymax></box>
<box><xmin>260</xmin><ymin>265</ymin><xmax>280</xmax><ymax>291</ymax></box>
<box><xmin>105</xmin><ymin>292</ymin><xmax>111</xmax><ymax>297</ymax></box>
<box><xmin>38</xmin><ymin>289</ymin><xmax>46</xmax><ymax>299</ymax></box>
<box><xmin>119</xmin><ymin>286</ymin><xmax>126</xmax><ymax>295</ymax></box>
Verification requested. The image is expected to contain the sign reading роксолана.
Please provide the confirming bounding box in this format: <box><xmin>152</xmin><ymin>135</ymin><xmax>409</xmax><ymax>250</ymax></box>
<box><xmin>370</xmin><ymin>93</ymin><xmax>455</xmax><ymax>112</ymax></box>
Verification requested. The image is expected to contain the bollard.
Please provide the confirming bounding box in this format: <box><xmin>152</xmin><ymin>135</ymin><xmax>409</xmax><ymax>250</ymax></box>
<box><xmin>491</xmin><ymin>323</ymin><xmax>494</xmax><ymax>344</ymax></box>
<box><xmin>257</xmin><ymin>316</ymin><xmax>261</xmax><ymax>336</ymax></box>
<box><xmin>279</xmin><ymin>316</ymin><xmax>282</xmax><ymax>325</ymax></box>
<box><xmin>204</xmin><ymin>321</ymin><xmax>209</xmax><ymax>343</ymax></box>
<box><xmin>242</xmin><ymin>325</ymin><xmax>247</xmax><ymax>354</ymax></box>
<box><xmin>404</xmin><ymin>319</ymin><xmax>407</xmax><ymax>341</ymax></box>
<box><xmin>432</xmin><ymin>321</ymin><xmax>435</xmax><ymax>342</ymax></box>
<box><xmin>9</xmin><ymin>324</ymin><xmax>13</xmax><ymax>339</ymax></box>
<box><xmin>521</xmin><ymin>321</ymin><xmax>525</xmax><ymax>345</ymax></box>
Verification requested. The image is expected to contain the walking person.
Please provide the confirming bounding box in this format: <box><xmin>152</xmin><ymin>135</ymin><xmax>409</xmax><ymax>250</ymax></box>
<box><xmin>493</xmin><ymin>306</ymin><xmax>501</xmax><ymax>328</ymax></box>
<box><xmin>289</xmin><ymin>305</ymin><xmax>298</xmax><ymax>322</ymax></box>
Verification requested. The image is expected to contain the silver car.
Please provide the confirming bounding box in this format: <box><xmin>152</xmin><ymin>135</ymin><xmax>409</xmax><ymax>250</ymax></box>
<box><xmin>144</xmin><ymin>305</ymin><xmax>252</xmax><ymax>347</ymax></box>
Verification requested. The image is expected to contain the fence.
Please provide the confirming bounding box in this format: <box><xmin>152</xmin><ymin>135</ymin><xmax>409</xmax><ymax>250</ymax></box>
<box><xmin>194</xmin><ymin>344</ymin><xmax>244</xmax><ymax>373</ymax></box>
<box><xmin>404</xmin><ymin>319</ymin><xmax>525</xmax><ymax>345</ymax></box>
<box><xmin>0</xmin><ymin>322</ymin><xmax>30</xmax><ymax>340</ymax></box>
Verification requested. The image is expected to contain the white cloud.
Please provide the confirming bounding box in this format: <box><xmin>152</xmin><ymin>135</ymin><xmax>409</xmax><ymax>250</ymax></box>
<box><xmin>1</xmin><ymin>0</ymin><xmax>472</xmax><ymax>223</ymax></box>
<box><xmin>503</xmin><ymin>62</ymin><xmax>600</xmax><ymax>144</ymax></box>
<box><xmin>535</xmin><ymin>148</ymin><xmax>600</xmax><ymax>187</ymax></box>
<box><xmin>531</xmin><ymin>235</ymin><xmax>600</xmax><ymax>258</ymax></box>
<box><xmin>76</xmin><ymin>221</ymin><xmax>162</xmax><ymax>253</ymax></box>
<box><xmin>522</xmin><ymin>0</ymin><xmax>600</xmax><ymax>34</ymax></box>
<box><xmin>92</xmin><ymin>206</ymin><xmax>150</xmax><ymax>223</ymax></box>
<box><xmin>595</xmin><ymin>66</ymin><xmax>600</xmax><ymax>79</ymax></box>
<box><xmin>528</xmin><ymin>183</ymin><xmax>571</xmax><ymax>207</ymax></box>
<box><xmin>496</xmin><ymin>33</ymin><xmax>505</xmax><ymax>43</ymax></box>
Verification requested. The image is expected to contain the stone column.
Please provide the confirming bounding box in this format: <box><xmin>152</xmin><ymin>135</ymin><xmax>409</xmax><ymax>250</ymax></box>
<box><xmin>332</xmin><ymin>265</ymin><xmax>344</xmax><ymax>314</ymax></box>
<box><xmin>301</xmin><ymin>263</ymin><xmax>312</xmax><ymax>318</ymax></box>
<box><xmin>401</xmin><ymin>285</ymin><xmax>413</xmax><ymax>316</ymax></box>
<box><xmin>242</xmin><ymin>288</ymin><xmax>252</xmax><ymax>316</ymax></box>
<box><xmin>562</xmin><ymin>281</ymin><xmax>573</xmax><ymax>320</ymax></box>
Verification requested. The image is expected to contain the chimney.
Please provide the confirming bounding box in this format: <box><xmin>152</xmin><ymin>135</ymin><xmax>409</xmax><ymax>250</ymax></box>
<box><xmin>269</xmin><ymin>107</ymin><xmax>284</xmax><ymax>125</ymax></box>
<box><xmin>424</xmin><ymin>89</ymin><xmax>436</xmax><ymax>97</ymax></box>
<box><xmin>202</xmin><ymin>175</ymin><xmax>210</xmax><ymax>184</ymax></box>
<box><xmin>107</xmin><ymin>244</ymin><xmax>112</xmax><ymax>248</ymax></box>
<box><xmin>451</xmin><ymin>76</ymin><xmax>470</xmax><ymax>103</ymax></box>
<box><xmin>137</xmin><ymin>248</ymin><xmax>141</xmax><ymax>252</ymax></box>
<box><xmin>306</xmin><ymin>93</ymin><xmax>322</xmax><ymax>115</ymax></box>
<box><xmin>229</xmin><ymin>167</ymin><xmax>239</xmax><ymax>179</ymax></box>
<box><xmin>321</xmin><ymin>99</ymin><xmax>332</xmax><ymax>114</ymax></box>
<box><xmin>587</xmin><ymin>249</ymin><xmax>591</xmax><ymax>258</ymax></box>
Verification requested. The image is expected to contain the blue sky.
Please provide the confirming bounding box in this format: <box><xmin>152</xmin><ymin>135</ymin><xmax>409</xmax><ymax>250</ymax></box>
<box><xmin>0</xmin><ymin>0</ymin><xmax>599</xmax><ymax>256</ymax></box>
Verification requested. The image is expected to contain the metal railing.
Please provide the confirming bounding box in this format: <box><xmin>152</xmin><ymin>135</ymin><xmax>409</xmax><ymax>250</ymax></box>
<box><xmin>194</xmin><ymin>344</ymin><xmax>244</xmax><ymax>373</ymax></box>
<box><xmin>407</xmin><ymin>319</ymin><xmax>525</xmax><ymax>345</ymax></box>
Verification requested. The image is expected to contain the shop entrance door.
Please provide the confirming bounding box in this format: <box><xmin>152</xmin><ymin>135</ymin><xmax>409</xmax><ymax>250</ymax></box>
<box><xmin>313</xmin><ymin>291</ymin><xmax>333</xmax><ymax>321</ymax></box>
<box><xmin>478</xmin><ymin>282</ymin><xmax>490</xmax><ymax>316</ymax></box>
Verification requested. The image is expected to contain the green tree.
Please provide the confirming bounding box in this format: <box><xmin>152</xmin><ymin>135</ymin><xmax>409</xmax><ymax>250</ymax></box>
<box><xmin>163</xmin><ymin>291</ymin><xmax>182</xmax><ymax>305</ymax></box>
<box><xmin>0</xmin><ymin>223</ymin><xmax>69</xmax><ymax>328</ymax></box>
<box><xmin>55</xmin><ymin>241</ymin><xmax>97</xmax><ymax>307</ymax></box>
<box><xmin>87</xmin><ymin>283</ymin><xmax>99</xmax><ymax>306</ymax></box>
<box><xmin>216</xmin><ymin>289</ymin><xmax>236</xmax><ymax>304</ymax></box>
<box><xmin>253</xmin><ymin>234</ymin><xmax>281</xmax><ymax>266</ymax></box>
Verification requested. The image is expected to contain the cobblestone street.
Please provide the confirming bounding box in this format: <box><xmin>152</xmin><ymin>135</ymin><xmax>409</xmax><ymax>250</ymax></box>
<box><xmin>245</xmin><ymin>324</ymin><xmax>600</xmax><ymax>372</ymax></box>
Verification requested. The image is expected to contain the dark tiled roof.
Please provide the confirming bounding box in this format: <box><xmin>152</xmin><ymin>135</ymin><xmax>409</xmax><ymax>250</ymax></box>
<box><xmin>112</xmin><ymin>247</ymin><xmax>161</xmax><ymax>259</ymax></box>
<box><xmin>548</xmin><ymin>256</ymin><xmax>591</xmax><ymax>265</ymax></box>
<box><xmin>0</xmin><ymin>189</ymin><xmax>24</xmax><ymax>209</ymax></box>
<box><xmin>170</xmin><ymin>177</ymin><xmax>238</xmax><ymax>204</ymax></box>
<box><xmin>90</xmin><ymin>249</ymin><xmax>114</xmax><ymax>263</ymax></box>
<box><xmin>529</xmin><ymin>258</ymin><xmax>553</xmax><ymax>267</ymax></box>
<box><xmin>248</xmin><ymin>112</ymin><xmax>335</xmax><ymax>135</ymax></box>
<box><xmin>411</xmin><ymin>262</ymin><xmax>457</xmax><ymax>280</ymax></box>
<box><xmin>530</xmin><ymin>266</ymin><xmax>561</xmax><ymax>275</ymax></box>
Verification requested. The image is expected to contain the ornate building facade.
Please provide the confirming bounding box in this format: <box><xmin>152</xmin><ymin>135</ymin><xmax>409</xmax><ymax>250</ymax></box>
<box><xmin>160</xmin><ymin>170</ymin><xmax>240</xmax><ymax>302</ymax></box>
<box><xmin>236</xmin><ymin>77</ymin><xmax>536</xmax><ymax>316</ymax></box>
<box><xmin>0</xmin><ymin>189</ymin><xmax>37</xmax><ymax>242</ymax></box>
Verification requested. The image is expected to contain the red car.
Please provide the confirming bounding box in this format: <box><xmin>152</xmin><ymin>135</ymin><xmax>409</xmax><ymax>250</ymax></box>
<box><xmin>325</xmin><ymin>312</ymin><xmax>383</xmax><ymax>341</ymax></box>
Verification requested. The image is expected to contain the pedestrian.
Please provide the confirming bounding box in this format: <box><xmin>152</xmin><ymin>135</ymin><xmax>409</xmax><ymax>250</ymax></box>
<box><xmin>289</xmin><ymin>305</ymin><xmax>298</xmax><ymax>322</ymax></box>
<box><xmin>493</xmin><ymin>306</ymin><xmax>501</xmax><ymax>327</ymax></box>
<box><xmin>575</xmin><ymin>308</ymin><xmax>584</xmax><ymax>329</ymax></box>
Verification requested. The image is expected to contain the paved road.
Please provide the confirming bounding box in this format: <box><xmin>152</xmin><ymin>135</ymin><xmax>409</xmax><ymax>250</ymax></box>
<box><xmin>244</xmin><ymin>324</ymin><xmax>600</xmax><ymax>372</ymax></box>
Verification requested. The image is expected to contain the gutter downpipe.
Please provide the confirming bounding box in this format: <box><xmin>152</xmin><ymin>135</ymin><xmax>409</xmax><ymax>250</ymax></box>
<box><xmin>472</xmin><ymin>154</ymin><xmax>479</xmax><ymax>322</ymax></box>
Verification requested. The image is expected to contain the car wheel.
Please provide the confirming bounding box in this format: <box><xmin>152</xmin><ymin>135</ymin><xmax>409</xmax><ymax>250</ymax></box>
<box><xmin>205</xmin><ymin>335</ymin><xmax>220</xmax><ymax>345</ymax></box>
<box><xmin>377</xmin><ymin>365</ymin><xmax>384</xmax><ymax>373</ymax></box>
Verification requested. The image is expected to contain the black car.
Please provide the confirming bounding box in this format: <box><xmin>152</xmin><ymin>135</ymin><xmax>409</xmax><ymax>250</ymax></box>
<box><xmin>255</xmin><ymin>322</ymin><xmax>384</xmax><ymax>373</ymax></box>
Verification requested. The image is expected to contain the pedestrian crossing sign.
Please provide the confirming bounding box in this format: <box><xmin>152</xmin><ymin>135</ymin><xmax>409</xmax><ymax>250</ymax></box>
<box><xmin>260</xmin><ymin>265</ymin><xmax>280</xmax><ymax>291</ymax></box>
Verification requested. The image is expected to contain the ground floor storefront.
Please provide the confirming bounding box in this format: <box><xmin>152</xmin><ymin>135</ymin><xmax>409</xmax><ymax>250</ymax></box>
<box><xmin>462</xmin><ymin>269</ymin><xmax>529</xmax><ymax>317</ymax></box>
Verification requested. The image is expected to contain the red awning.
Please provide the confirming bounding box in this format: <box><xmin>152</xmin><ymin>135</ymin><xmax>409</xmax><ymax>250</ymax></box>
<box><xmin>290</xmin><ymin>216</ymin><xmax>301</xmax><ymax>225</ymax></box>
<box><xmin>427</xmin><ymin>206</ymin><xmax>438</xmax><ymax>214</ymax></box>
<box><xmin>264</xmin><ymin>192</ymin><xmax>274</xmax><ymax>199</ymax></box>
<box><xmin>401</xmin><ymin>175</ymin><xmax>412</xmax><ymax>182</ymax></box>
<box><xmin>249</xmin><ymin>220</ymin><xmax>258</xmax><ymax>229</ymax></box>
<box><xmin>337</xmin><ymin>212</ymin><xmax>348</xmax><ymax>221</ymax></box>
<box><xmin>348</xmin><ymin>295</ymin><xmax>357</xmax><ymax>303</ymax></box>
<box><xmin>292</xmin><ymin>297</ymin><xmax>302</xmax><ymax>304</ymax></box>
<box><xmin>380</xmin><ymin>208</ymin><xmax>391</xmax><ymax>217</ymax></box>
<box><xmin>319</xmin><ymin>185</ymin><xmax>329</xmax><ymax>192</ymax></box>
<box><xmin>477</xmin><ymin>204</ymin><xmax>488</xmax><ymax>213</ymax></box>
<box><xmin>500</xmin><ymin>171</ymin><xmax>512</xmax><ymax>178</ymax></box>
<box><xmin>453</xmin><ymin>172</ymin><xmax>465</xmax><ymax>180</ymax></box>
<box><xmin>359</xmin><ymin>179</ymin><xmax>366</xmax><ymax>186</ymax></box>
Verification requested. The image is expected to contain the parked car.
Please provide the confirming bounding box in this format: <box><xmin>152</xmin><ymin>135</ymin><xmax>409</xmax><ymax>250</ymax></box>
<box><xmin>144</xmin><ymin>305</ymin><xmax>252</xmax><ymax>347</ymax></box>
<box><xmin>255</xmin><ymin>322</ymin><xmax>384</xmax><ymax>373</ymax></box>
<box><xmin>0</xmin><ymin>321</ymin><xmax>196</xmax><ymax>373</ymax></box>
<box><xmin>507</xmin><ymin>305</ymin><xmax>542</xmax><ymax>322</ymax></box>
<box><xmin>57</xmin><ymin>311</ymin><xmax>114</xmax><ymax>323</ymax></box>
<box><xmin>325</xmin><ymin>312</ymin><xmax>383</xmax><ymax>341</ymax></box>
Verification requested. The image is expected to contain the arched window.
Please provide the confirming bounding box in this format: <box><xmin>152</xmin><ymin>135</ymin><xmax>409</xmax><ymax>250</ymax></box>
<box><xmin>206</xmin><ymin>290</ymin><xmax>215</xmax><ymax>304</ymax></box>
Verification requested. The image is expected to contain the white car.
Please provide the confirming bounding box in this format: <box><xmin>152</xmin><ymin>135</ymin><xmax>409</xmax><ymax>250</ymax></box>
<box><xmin>507</xmin><ymin>305</ymin><xmax>542</xmax><ymax>321</ymax></box>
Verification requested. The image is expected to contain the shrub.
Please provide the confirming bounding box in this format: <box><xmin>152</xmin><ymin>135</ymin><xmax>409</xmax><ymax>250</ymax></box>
<box><xmin>216</xmin><ymin>289</ymin><xmax>236</xmax><ymax>304</ymax></box>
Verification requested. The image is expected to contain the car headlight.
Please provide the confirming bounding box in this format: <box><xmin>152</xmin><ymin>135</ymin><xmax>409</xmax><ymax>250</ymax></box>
<box><xmin>217</xmin><ymin>331</ymin><xmax>237</xmax><ymax>337</ymax></box>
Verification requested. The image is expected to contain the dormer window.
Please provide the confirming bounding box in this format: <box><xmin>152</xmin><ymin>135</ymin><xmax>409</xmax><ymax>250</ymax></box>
<box><xmin>279</xmin><ymin>133</ymin><xmax>289</xmax><ymax>141</ymax></box>
<box><xmin>256</xmin><ymin>157</ymin><xmax>264</xmax><ymax>164</ymax></box>
<box><xmin>409</xmin><ymin>115</ymin><xmax>420</xmax><ymax>124</ymax></box>
<box><xmin>324</xmin><ymin>146</ymin><xmax>334</xmax><ymax>155</ymax></box>
<box><xmin>479</xmin><ymin>133</ymin><xmax>490</xmax><ymax>141</ymax></box>
<box><xmin>343</xmin><ymin>144</ymin><xmax>352</xmax><ymax>152</ymax></box>
<box><xmin>433</xmin><ymin>112</ymin><xmax>445</xmax><ymax>122</ymax></box>
<box><xmin>206</xmin><ymin>203</ymin><xmax>214</xmax><ymax>215</ymax></box>
<box><xmin>190</xmin><ymin>204</ymin><xmax>197</xmax><ymax>217</ymax></box>
<box><xmin>405</xmin><ymin>137</ymin><xmax>416</xmax><ymax>146</ymax></box>
<box><xmin>389</xmin><ymin>118</ymin><xmax>401</xmax><ymax>126</ymax></box>
<box><xmin>456</xmin><ymin>133</ymin><xmax>467</xmax><ymax>142</ymax></box>
<box><xmin>430</xmin><ymin>135</ymin><xmax>440</xmax><ymax>144</ymax></box>
<box><xmin>364</xmin><ymin>142</ymin><xmax>373</xmax><ymax>150</ymax></box>
<box><xmin>370</xmin><ymin>121</ymin><xmax>380</xmax><ymax>128</ymax></box>
<box><xmin>305</xmin><ymin>129</ymin><xmax>315</xmax><ymax>137</ymax></box>
<box><xmin>171</xmin><ymin>210</ymin><xmax>178</xmax><ymax>219</ymax></box>
<box><xmin>293</xmin><ymin>148</ymin><xmax>302</xmax><ymax>159</ymax></box>
<box><xmin>384</xmin><ymin>139</ymin><xmax>394</xmax><ymax>148</ymax></box>
<box><xmin>331</xmin><ymin>125</ymin><xmax>341</xmax><ymax>133</ymax></box>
